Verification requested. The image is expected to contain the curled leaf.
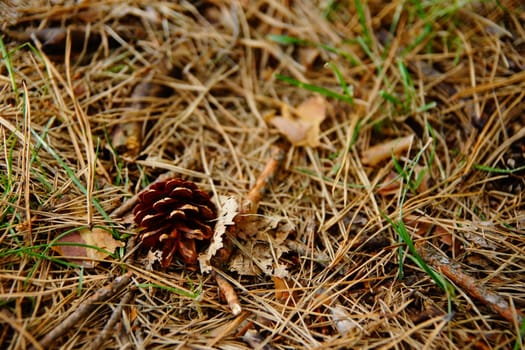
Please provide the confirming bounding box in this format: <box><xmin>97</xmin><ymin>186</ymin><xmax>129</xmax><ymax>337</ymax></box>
<box><xmin>198</xmin><ymin>196</ymin><xmax>239</xmax><ymax>273</ymax></box>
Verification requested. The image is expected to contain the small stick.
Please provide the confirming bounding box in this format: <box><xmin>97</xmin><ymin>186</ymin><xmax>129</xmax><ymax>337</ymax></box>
<box><xmin>418</xmin><ymin>243</ymin><xmax>524</xmax><ymax>324</ymax></box>
<box><xmin>89</xmin><ymin>237</ymin><xmax>138</xmax><ymax>349</ymax></box>
<box><xmin>242</xmin><ymin>144</ymin><xmax>286</xmax><ymax>214</ymax></box>
<box><xmin>89</xmin><ymin>290</ymin><xmax>134</xmax><ymax>350</ymax></box>
<box><xmin>36</xmin><ymin>272</ymin><xmax>132</xmax><ymax>349</ymax></box>
<box><xmin>213</xmin><ymin>271</ymin><xmax>242</xmax><ymax>316</ymax></box>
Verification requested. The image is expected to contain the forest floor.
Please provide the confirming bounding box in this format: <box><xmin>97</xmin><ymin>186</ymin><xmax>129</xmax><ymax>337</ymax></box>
<box><xmin>1</xmin><ymin>1</ymin><xmax>525</xmax><ymax>349</ymax></box>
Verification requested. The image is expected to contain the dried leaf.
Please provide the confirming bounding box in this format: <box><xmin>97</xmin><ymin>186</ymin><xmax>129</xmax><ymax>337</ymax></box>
<box><xmin>361</xmin><ymin>134</ymin><xmax>415</xmax><ymax>166</ymax></box>
<box><xmin>229</xmin><ymin>218</ymin><xmax>292</xmax><ymax>277</ymax></box>
<box><xmin>463</xmin><ymin>230</ymin><xmax>499</xmax><ymax>250</ymax></box>
<box><xmin>269</xmin><ymin>96</ymin><xmax>326</xmax><ymax>147</ymax></box>
<box><xmin>377</xmin><ymin>171</ymin><xmax>401</xmax><ymax>196</ymax></box>
<box><xmin>330</xmin><ymin>304</ymin><xmax>361</xmax><ymax>335</ymax></box>
<box><xmin>143</xmin><ymin>250</ymin><xmax>163</xmax><ymax>270</ymax></box>
<box><xmin>242</xmin><ymin>329</ymin><xmax>277</xmax><ymax>350</ymax></box>
<box><xmin>273</xmin><ymin>276</ymin><xmax>296</xmax><ymax>304</ymax></box>
<box><xmin>199</xmin><ymin>196</ymin><xmax>239</xmax><ymax>273</ymax></box>
<box><xmin>53</xmin><ymin>227</ymin><xmax>124</xmax><ymax>268</ymax></box>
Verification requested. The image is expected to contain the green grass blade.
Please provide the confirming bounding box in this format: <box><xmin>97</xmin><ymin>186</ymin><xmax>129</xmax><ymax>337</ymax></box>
<box><xmin>397</xmin><ymin>59</ymin><xmax>414</xmax><ymax>105</ymax></box>
<box><xmin>473</xmin><ymin>163</ymin><xmax>525</xmax><ymax>174</ymax></box>
<box><xmin>326</xmin><ymin>62</ymin><xmax>354</xmax><ymax>104</ymax></box>
<box><xmin>416</xmin><ymin>101</ymin><xmax>437</xmax><ymax>112</ymax></box>
<box><xmin>267</xmin><ymin>34</ymin><xmax>308</xmax><ymax>45</ymax></box>
<box><xmin>387</xmin><ymin>217</ymin><xmax>452</xmax><ymax>294</ymax></box>
<box><xmin>137</xmin><ymin>283</ymin><xmax>199</xmax><ymax>299</ymax></box>
<box><xmin>354</xmin><ymin>0</ymin><xmax>371</xmax><ymax>47</ymax></box>
<box><xmin>275</xmin><ymin>74</ymin><xmax>354</xmax><ymax>105</ymax></box>
<box><xmin>0</xmin><ymin>35</ymin><xmax>19</xmax><ymax>99</ymax></box>
<box><xmin>514</xmin><ymin>316</ymin><xmax>525</xmax><ymax>350</ymax></box>
<box><xmin>379</xmin><ymin>90</ymin><xmax>402</xmax><ymax>106</ymax></box>
<box><xmin>356</xmin><ymin>36</ymin><xmax>375</xmax><ymax>63</ymax></box>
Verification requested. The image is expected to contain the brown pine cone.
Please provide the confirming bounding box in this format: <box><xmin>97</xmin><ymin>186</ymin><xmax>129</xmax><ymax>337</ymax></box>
<box><xmin>133</xmin><ymin>178</ymin><xmax>217</xmax><ymax>268</ymax></box>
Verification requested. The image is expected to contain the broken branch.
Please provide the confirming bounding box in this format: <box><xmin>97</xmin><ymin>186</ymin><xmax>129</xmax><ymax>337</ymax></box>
<box><xmin>418</xmin><ymin>243</ymin><xmax>524</xmax><ymax>324</ymax></box>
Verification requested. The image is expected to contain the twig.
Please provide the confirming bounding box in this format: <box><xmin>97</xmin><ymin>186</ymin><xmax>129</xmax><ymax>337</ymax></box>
<box><xmin>213</xmin><ymin>271</ymin><xmax>242</xmax><ymax>316</ymax></box>
<box><xmin>418</xmin><ymin>243</ymin><xmax>524</xmax><ymax>324</ymax></box>
<box><xmin>35</xmin><ymin>272</ymin><xmax>132</xmax><ymax>349</ymax></box>
<box><xmin>242</xmin><ymin>144</ymin><xmax>286</xmax><ymax>214</ymax></box>
<box><xmin>89</xmin><ymin>290</ymin><xmax>135</xmax><ymax>350</ymax></box>
<box><xmin>206</xmin><ymin>144</ymin><xmax>286</xmax><ymax>317</ymax></box>
<box><xmin>90</xmin><ymin>237</ymin><xmax>138</xmax><ymax>348</ymax></box>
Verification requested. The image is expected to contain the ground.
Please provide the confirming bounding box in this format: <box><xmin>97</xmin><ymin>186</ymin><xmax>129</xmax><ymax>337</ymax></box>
<box><xmin>1</xmin><ymin>1</ymin><xmax>525</xmax><ymax>349</ymax></box>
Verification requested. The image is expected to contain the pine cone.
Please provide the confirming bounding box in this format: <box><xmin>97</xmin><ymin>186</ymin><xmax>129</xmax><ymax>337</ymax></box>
<box><xmin>133</xmin><ymin>178</ymin><xmax>217</xmax><ymax>268</ymax></box>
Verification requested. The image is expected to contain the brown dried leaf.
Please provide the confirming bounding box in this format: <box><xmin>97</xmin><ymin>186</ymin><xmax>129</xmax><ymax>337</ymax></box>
<box><xmin>53</xmin><ymin>227</ymin><xmax>124</xmax><ymax>268</ymax></box>
<box><xmin>377</xmin><ymin>171</ymin><xmax>401</xmax><ymax>196</ymax></box>
<box><xmin>273</xmin><ymin>276</ymin><xmax>297</xmax><ymax>305</ymax></box>
<box><xmin>229</xmin><ymin>218</ymin><xmax>292</xmax><ymax>276</ymax></box>
<box><xmin>269</xmin><ymin>96</ymin><xmax>327</xmax><ymax>147</ymax></box>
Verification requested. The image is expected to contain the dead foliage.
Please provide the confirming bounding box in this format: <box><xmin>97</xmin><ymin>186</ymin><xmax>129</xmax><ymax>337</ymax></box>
<box><xmin>1</xmin><ymin>1</ymin><xmax>524</xmax><ymax>349</ymax></box>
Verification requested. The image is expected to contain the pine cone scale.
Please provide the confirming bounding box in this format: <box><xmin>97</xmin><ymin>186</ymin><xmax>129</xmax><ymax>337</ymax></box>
<box><xmin>140</xmin><ymin>213</ymin><xmax>169</xmax><ymax>228</ymax></box>
<box><xmin>139</xmin><ymin>189</ymin><xmax>164</xmax><ymax>204</ymax></box>
<box><xmin>168</xmin><ymin>210</ymin><xmax>186</xmax><ymax>220</ymax></box>
<box><xmin>152</xmin><ymin>197</ymin><xmax>180</xmax><ymax>211</ymax></box>
<box><xmin>177</xmin><ymin>237</ymin><xmax>197</xmax><ymax>264</ymax></box>
<box><xmin>196</xmin><ymin>204</ymin><xmax>216</xmax><ymax>220</ymax></box>
<box><xmin>178</xmin><ymin>203</ymin><xmax>200</xmax><ymax>214</ymax></box>
<box><xmin>169</xmin><ymin>187</ymin><xmax>194</xmax><ymax>198</ymax></box>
